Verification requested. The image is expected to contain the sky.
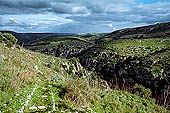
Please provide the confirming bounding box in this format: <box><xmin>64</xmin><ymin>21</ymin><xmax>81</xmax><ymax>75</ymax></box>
<box><xmin>0</xmin><ymin>0</ymin><xmax>170</xmax><ymax>33</ymax></box>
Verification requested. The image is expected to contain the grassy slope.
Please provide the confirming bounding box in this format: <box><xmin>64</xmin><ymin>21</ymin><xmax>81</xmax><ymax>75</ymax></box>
<box><xmin>25</xmin><ymin>36</ymin><xmax>93</xmax><ymax>51</ymax></box>
<box><xmin>100</xmin><ymin>38</ymin><xmax>170</xmax><ymax>57</ymax></box>
<box><xmin>0</xmin><ymin>43</ymin><xmax>169</xmax><ymax>113</ymax></box>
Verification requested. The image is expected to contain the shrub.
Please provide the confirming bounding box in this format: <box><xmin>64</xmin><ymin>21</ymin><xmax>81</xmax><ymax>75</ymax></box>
<box><xmin>130</xmin><ymin>83</ymin><xmax>152</xmax><ymax>100</ymax></box>
<box><xmin>0</xmin><ymin>33</ymin><xmax>17</xmax><ymax>48</ymax></box>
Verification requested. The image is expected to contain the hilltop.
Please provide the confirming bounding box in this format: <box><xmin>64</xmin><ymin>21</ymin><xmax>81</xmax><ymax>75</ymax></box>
<box><xmin>109</xmin><ymin>22</ymin><xmax>170</xmax><ymax>37</ymax></box>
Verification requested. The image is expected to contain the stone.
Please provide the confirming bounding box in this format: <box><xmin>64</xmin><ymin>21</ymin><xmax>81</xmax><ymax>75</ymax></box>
<box><xmin>50</xmin><ymin>59</ymin><xmax>56</xmax><ymax>64</ymax></box>
<box><xmin>3</xmin><ymin>104</ymin><xmax>7</xmax><ymax>106</ymax></box>
<box><xmin>38</xmin><ymin>106</ymin><xmax>46</xmax><ymax>109</ymax></box>
<box><xmin>38</xmin><ymin>70</ymin><xmax>43</xmax><ymax>75</ymax></box>
<box><xmin>34</xmin><ymin>65</ymin><xmax>38</xmax><ymax>70</ymax></box>
<box><xmin>42</xmin><ymin>95</ymin><xmax>48</xmax><ymax>98</ymax></box>
<box><xmin>29</xmin><ymin>105</ymin><xmax>37</xmax><ymax>110</ymax></box>
<box><xmin>16</xmin><ymin>94</ymin><xmax>20</xmax><ymax>96</ymax></box>
<box><xmin>0</xmin><ymin>54</ymin><xmax>6</xmax><ymax>59</ymax></box>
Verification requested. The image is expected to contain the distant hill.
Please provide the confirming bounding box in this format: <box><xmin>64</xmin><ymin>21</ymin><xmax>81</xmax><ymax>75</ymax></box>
<box><xmin>0</xmin><ymin>31</ymin><xmax>76</xmax><ymax>45</ymax></box>
<box><xmin>108</xmin><ymin>22</ymin><xmax>170</xmax><ymax>39</ymax></box>
<box><xmin>1</xmin><ymin>22</ymin><xmax>170</xmax><ymax>45</ymax></box>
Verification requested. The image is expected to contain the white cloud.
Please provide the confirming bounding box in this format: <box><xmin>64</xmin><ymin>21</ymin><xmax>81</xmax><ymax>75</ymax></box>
<box><xmin>0</xmin><ymin>13</ymin><xmax>74</xmax><ymax>32</ymax></box>
<box><xmin>107</xmin><ymin>23</ymin><xmax>113</xmax><ymax>28</ymax></box>
<box><xmin>72</xmin><ymin>6</ymin><xmax>87</xmax><ymax>13</ymax></box>
<box><xmin>0</xmin><ymin>0</ymin><xmax>170</xmax><ymax>33</ymax></box>
<box><xmin>105</xmin><ymin>4</ymin><xmax>130</xmax><ymax>13</ymax></box>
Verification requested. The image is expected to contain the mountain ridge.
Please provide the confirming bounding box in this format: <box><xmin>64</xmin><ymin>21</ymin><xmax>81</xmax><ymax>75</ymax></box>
<box><xmin>108</xmin><ymin>22</ymin><xmax>170</xmax><ymax>38</ymax></box>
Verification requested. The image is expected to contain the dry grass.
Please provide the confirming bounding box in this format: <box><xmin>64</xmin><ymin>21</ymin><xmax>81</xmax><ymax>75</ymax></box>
<box><xmin>64</xmin><ymin>77</ymin><xmax>99</xmax><ymax>107</ymax></box>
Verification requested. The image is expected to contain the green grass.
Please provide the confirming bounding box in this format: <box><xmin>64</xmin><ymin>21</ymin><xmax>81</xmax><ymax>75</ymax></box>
<box><xmin>90</xmin><ymin>90</ymin><xmax>166</xmax><ymax>113</ymax></box>
<box><xmin>0</xmin><ymin>85</ymin><xmax>35</xmax><ymax>112</ymax></box>
<box><xmin>29</xmin><ymin>36</ymin><xmax>91</xmax><ymax>46</ymax></box>
<box><xmin>0</xmin><ymin>43</ymin><xmax>169</xmax><ymax>112</ymax></box>
<box><xmin>101</xmin><ymin>38</ymin><xmax>170</xmax><ymax>57</ymax></box>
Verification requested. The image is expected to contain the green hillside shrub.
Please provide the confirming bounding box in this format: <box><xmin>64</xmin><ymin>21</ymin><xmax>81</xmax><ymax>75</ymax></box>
<box><xmin>0</xmin><ymin>33</ymin><xmax>17</xmax><ymax>48</ymax></box>
<box><xmin>131</xmin><ymin>84</ymin><xmax>152</xmax><ymax>100</ymax></box>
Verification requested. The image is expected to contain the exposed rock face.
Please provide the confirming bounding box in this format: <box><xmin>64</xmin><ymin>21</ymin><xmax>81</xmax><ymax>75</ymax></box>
<box><xmin>78</xmin><ymin>48</ymin><xmax>170</xmax><ymax>100</ymax></box>
<box><xmin>41</xmin><ymin>44</ymin><xmax>90</xmax><ymax>59</ymax></box>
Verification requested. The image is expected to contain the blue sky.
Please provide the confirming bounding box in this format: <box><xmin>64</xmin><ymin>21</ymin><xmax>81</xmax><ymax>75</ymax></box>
<box><xmin>0</xmin><ymin>0</ymin><xmax>170</xmax><ymax>33</ymax></box>
<box><xmin>139</xmin><ymin>0</ymin><xmax>170</xmax><ymax>4</ymax></box>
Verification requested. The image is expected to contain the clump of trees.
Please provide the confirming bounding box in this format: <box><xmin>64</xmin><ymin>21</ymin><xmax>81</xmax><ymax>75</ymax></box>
<box><xmin>0</xmin><ymin>33</ymin><xmax>17</xmax><ymax>48</ymax></box>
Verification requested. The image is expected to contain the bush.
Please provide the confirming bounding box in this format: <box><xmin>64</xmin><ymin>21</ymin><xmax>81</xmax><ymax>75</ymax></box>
<box><xmin>130</xmin><ymin>83</ymin><xmax>152</xmax><ymax>99</ymax></box>
<box><xmin>0</xmin><ymin>33</ymin><xmax>17</xmax><ymax>48</ymax></box>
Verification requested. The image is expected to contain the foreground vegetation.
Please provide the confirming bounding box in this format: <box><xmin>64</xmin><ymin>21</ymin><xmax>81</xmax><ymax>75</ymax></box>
<box><xmin>0</xmin><ymin>33</ymin><xmax>169</xmax><ymax>112</ymax></box>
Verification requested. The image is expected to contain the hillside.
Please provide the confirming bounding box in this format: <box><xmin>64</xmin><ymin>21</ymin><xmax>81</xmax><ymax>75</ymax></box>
<box><xmin>96</xmin><ymin>22</ymin><xmax>170</xmax><ymax>44</ymax></box>
<box><xmin>0</xmin><ymin>34</ymin><xmax>169</xmax><ymax>112</ymax></box>
<box><xmin>21</xmin><ymin>22</ymin><xmax>170</xmax><ymax>110</ymax></box>
<box><xmin>109</xmin><ymin>22</ymin><xmax>170</xmax><ymax>37</ymax></box>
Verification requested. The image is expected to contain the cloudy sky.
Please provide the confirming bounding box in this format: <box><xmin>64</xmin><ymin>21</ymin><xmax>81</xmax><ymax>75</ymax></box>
<box><xmin>0</xmin><ymin>0</ymin><xmax>170</xmax><ymax>33</ymax></box>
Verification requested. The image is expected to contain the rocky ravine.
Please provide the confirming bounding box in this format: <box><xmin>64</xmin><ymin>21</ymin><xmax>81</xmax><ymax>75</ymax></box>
<box><xmin>77</xmin><ymin>46</ymin><xmax>170</xmax><ymax>106</ymax></box>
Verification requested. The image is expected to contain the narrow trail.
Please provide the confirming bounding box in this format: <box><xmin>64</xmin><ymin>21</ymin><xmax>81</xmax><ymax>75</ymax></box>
<box><xmin>51</xmin><ymin>93</ymin><xmax>56</xmax><ymax>112</ymax></box>
<box><xmin>16</xmin><ymin>81</ymin><xmax>59</xmax><ymax>112</ymax></box>
<box><xmin>1</xmin><ymin>74</ymin><xmax>65</xmax><ymax>112</ymax></box>
<box><xmin>18</xmin><ymin>84</ymin><xmax>38</xmax><ymax>113</ymax></box>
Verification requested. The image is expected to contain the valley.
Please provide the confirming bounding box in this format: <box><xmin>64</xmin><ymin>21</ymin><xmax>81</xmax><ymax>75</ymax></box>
<box><xmin>0</xmin><ymin>22</ymin><xmax>170</xmax><ymax>112</ymax></box>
